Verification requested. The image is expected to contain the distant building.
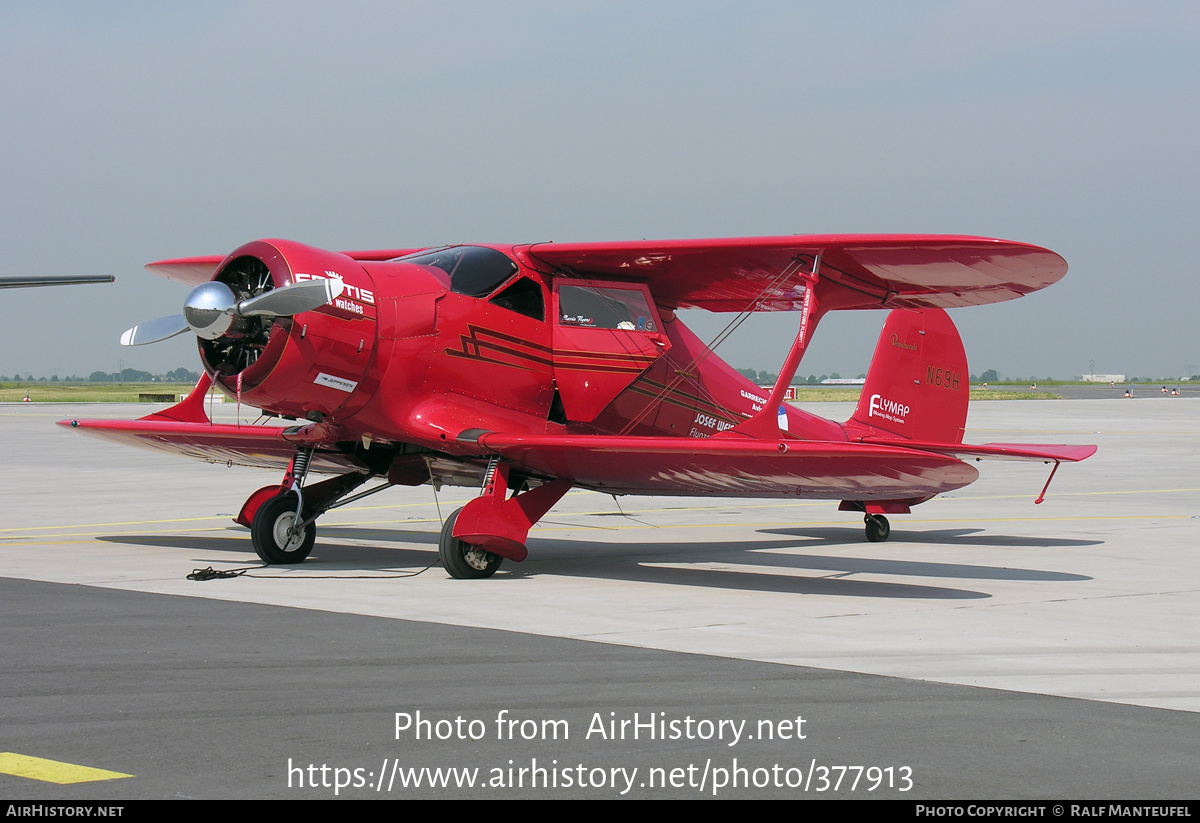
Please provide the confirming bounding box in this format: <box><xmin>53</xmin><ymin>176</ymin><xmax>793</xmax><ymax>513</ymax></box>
<box><xmin>1081</xmin><ymin>374</ymin><xmax>1126</xmax><ymax>383</ymax></box>
<box><xmin>821</xmin><ymin>378</ymin><xmax>866</xmax><ymax>385</ymax></box>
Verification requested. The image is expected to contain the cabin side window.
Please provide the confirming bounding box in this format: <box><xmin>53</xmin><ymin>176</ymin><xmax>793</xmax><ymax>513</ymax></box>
<box><xmin>489</xmin><ymin>277</ymin><xmax>544</xmax><ymax>321</ymax></box>
<box><xmin>557</xmin><ymin>285</ymin><xmax>657</xmax><ymax>331</ymax></box>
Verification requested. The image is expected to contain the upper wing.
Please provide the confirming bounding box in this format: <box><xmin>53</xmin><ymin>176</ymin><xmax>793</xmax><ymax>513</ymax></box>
<box><xmin>462</xmin><ymin>431</ymin><xmax>979</xmax><ymax>499</ymax></box>
<box><xmin>142</xmin><ymin>255</ymin><xmax>226</xmax><ymax>285</ymax></box>
<box><xmin>144</xmin><ymin>248</ymin><xmax>425</xmax><ymax>285</ymax></box>
<box><xmin>144</xmin><ymin>235</ymin><xmax>1065</xmax><ymax>312</ymax></box>
<box><xmin>524</xmin><ymin>234</ymin><xmax>1067</xmax><ymax>311</ymax></box>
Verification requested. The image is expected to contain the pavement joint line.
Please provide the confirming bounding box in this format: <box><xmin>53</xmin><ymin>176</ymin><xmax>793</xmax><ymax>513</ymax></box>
<box><xmin>1043</xmin><ymin>588</ymin><xmax>1200</xmax><ymax>603</ymax></box>
<box><xmin>0</xmin><ymin>515</ymin><xmax>234</xmax><ymax>532</ymax></box>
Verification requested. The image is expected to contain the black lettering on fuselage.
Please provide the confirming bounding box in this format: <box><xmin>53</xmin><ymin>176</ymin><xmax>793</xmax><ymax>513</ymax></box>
<box><xmin>927</xmin><ymin>366</ymin><xmax>961</xmax><ymax>391</ymax></box>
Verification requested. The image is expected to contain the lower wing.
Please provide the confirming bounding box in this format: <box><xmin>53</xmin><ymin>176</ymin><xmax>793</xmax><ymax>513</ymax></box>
<box><xmin>58</xmin><ymin>416</ymin><xmax>363</xmax><ymax>473</ymax></box>
<box><xmin>461</xmin><ymin>432</ymin><xmax>980</xmax><ymax>499</ymax></box>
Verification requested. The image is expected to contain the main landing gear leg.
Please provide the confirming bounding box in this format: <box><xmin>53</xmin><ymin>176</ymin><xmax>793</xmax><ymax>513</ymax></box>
<box><xmin>241</xmin><ymin>450</ymin><xmax>379</xmax><ymax>565</ymax></box>
<box><xmin>439</xmin><ymin>460</ymin><xmax>572</xmax><ymax>580</ymax></box>
<box><xmin>248</xmin><ymin>448</ymin><xmax>316</xmax><ymax>564</ymax></box>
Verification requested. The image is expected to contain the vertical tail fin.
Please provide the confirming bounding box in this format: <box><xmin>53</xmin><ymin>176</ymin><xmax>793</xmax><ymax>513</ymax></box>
<box><xmin>848</xmin><ymin>308</ymin><xmax>969</xmax><ymax>444</ymax></box>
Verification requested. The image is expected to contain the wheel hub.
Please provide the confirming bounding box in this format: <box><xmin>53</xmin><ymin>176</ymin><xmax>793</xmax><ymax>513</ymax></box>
<box><xmin>463</xmin><ymin>547</ymin><xmax>494</xmax><ymax>571</ymax></box>
<box><xmin>272</xmin><ymin>512</ymin><xmax>306</xmax><ymax>552</ymax></box>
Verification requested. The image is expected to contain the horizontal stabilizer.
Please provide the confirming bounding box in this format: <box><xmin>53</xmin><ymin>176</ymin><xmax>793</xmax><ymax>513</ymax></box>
<box><xmin>859</xmin><ymin>440</ymin><xmax>1097</xmax><ymax>463</ymax></box>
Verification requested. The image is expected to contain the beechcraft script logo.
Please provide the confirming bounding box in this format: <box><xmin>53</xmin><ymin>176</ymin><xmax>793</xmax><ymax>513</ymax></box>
<box><xmin>869</xmin><ymin>394</ymin><xmax>909</xmax><ymax>425</ymax></box>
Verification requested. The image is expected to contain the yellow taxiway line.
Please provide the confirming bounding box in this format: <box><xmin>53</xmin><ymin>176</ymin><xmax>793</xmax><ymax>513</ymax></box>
<box><xmin>0</xmin><ymin>752</ymin><xmax>131</xmax><ymax>784</ymax></box>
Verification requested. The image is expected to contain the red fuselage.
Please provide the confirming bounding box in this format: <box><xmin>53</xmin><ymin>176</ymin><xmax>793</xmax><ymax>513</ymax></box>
<box><xmin>210</xmin><ymin>239</ymin><xmax>843</xmax><ymax>465</ymax></box>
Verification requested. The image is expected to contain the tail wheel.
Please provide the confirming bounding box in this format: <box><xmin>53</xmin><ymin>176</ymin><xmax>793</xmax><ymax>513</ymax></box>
<box><xmin>439</xmin><ymin>508</ymin><xmax>503</xmax><ymax>579</ymax></box>
<box><xmin>865</xmin><ymin>514</ymin><xmax>891</xmax><ymax>543</ymax></box>
<box><xmin>251</xmin><ymin>492</ymin><xmax>316</xmax><ymax>564</ymax></box>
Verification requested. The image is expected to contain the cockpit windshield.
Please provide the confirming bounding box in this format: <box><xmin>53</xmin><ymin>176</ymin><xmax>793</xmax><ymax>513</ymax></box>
<box><xmin>393</xmin><ymin>246</ymin><xmax>518</xmax><ymax>297</ymax></box>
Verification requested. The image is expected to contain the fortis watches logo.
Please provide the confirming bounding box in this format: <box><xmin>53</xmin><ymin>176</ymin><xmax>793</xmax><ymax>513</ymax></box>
<box><xmin>869</xmin><ymin>393</ymin><xmax>910</xmax><ymax>424</ymax></box>
<box><xmin>294</xmin><ymin>270</ymin><xmax>375</xmax><ymax>305</ymax></box>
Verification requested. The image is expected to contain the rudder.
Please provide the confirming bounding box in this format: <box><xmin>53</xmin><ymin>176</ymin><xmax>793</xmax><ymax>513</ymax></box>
<box><xmin>849</xmin><ymin>308</ymin><xmax>969</xmax><ymax>444</ymax></box>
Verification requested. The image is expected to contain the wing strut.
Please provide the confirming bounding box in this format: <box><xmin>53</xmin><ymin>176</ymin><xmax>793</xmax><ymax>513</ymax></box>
<box><xmin>615</xmin><ymin>252</ymin><xmax>814</xmax><ymax>436</ymax></box>
<box><xmin>1034</xmin><ymin>461</ymin><xmax>1060</xmax><ymax>505</ymax></box>
<box><xmin>726</xmin><ymin>254</ymin><xmax>829</xmax><ymax>440</ymax></box>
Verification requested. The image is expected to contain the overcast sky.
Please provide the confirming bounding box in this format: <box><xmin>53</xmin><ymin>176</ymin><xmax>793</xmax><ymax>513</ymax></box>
<box><xmin>2</xmin><ymin>1</ymin><xmax>1197</xmax><ymax>380</ymax></box>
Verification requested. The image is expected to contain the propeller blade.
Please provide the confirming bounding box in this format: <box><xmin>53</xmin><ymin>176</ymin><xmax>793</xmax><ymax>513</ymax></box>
<box><xmin>120</xmin><ymin>314</ymin><xmax>189</xmax><ymax>346</ymax></box>
<box><xmin>0</xmin><ymin>275</ymin><xmax>114</xmax><ymax>289</ymax></box>
<box><xmin>236</xmin><ymin>278</ymin><xmax>343</xmax><ymax>317</ymax></box>
<box><xmin>122</xmin><ymin>276</ymin><xmax>342</xmax><ymax>347</ymax></box>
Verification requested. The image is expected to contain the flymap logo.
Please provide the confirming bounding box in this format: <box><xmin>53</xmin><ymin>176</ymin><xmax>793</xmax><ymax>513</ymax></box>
<box><xmin>869</xmin><ymin>394</ymin><xmax>910</xmax><ymax>424</ymax></box>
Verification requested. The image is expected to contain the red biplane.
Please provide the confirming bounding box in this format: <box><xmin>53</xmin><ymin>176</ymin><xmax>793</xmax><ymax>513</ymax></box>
<box><xmin>63</xmin><ymin>235</ymin><xmax>1095</xmax><ymax>578</ymax></box>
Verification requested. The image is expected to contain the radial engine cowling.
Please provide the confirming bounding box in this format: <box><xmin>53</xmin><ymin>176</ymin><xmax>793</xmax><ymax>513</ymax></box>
<box><xmin>201</xmin><ymin>239</ymin><xmax>379</xmax><ymax>420</ymax></box>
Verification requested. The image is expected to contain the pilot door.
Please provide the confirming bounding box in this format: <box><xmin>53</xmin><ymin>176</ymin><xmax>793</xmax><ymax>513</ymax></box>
<box><xmin>551</xmin><ymin>280</ymin><xmax>671</xmax><ymax>422</ymax></box>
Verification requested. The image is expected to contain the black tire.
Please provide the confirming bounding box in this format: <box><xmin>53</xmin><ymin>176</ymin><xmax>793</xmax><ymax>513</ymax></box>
<box><xmin>251</xmin><ymin>492</ymin><xmax>315</xmax><ymax>564</ymax></box>
<box><xmin>865</xmin><ymin>514</ymin><xmax>890</xmax><ymax>543</ymax></box>
<box><xmin>439</xmin><ymin>508</ymin><xmax>503</xmax><ymax>579</ymax></box>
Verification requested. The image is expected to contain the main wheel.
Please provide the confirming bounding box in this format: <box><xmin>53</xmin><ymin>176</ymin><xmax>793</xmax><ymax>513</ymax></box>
<box><xmin>439</xmin><ymin>508</ymin><xmax>503</xmax><ymax>579</ymax></box>
<box><xmin>251</xmin><ymin>492</ymin><xmax>316</xmax><ymax>564</ymax></box>
<box><xmin>864</xmin><ymin>513</ymin><xmax>890</xmax><ymax>543</ymax></box>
